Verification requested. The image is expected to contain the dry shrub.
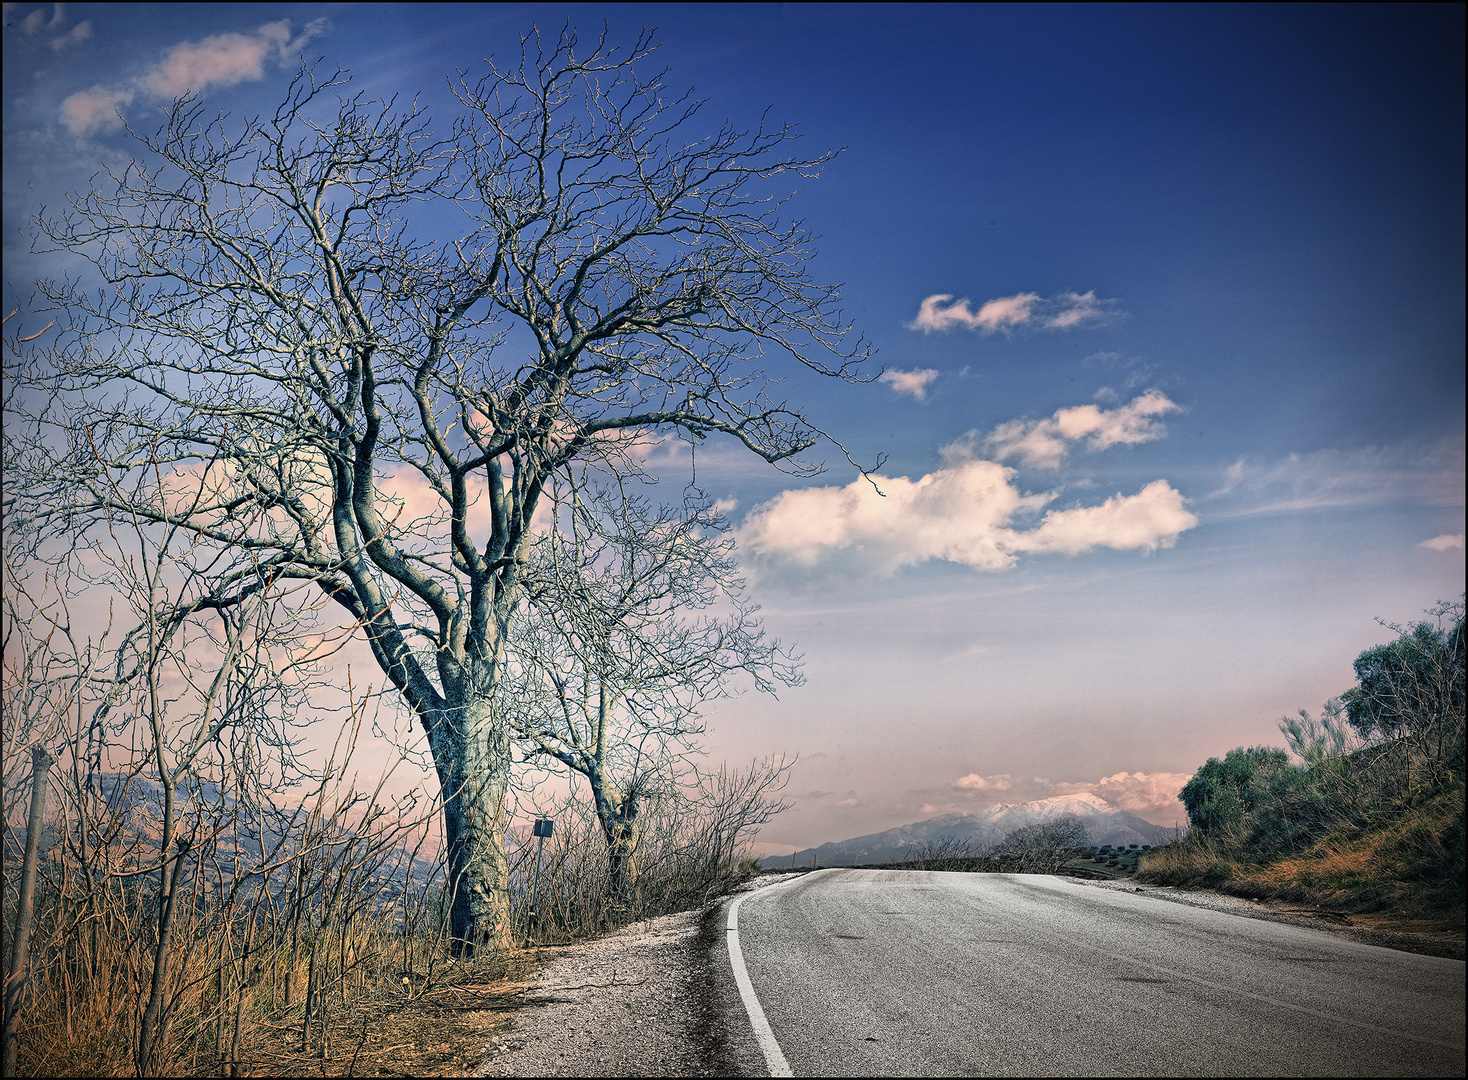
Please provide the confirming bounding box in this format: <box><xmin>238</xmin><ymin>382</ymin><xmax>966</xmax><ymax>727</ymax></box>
<box><xmin>1145</xmin><ymin>603</ymin><xmax>1465</xmax><ymax>926</ymax></box>
<box><xmin>3</xmin><ymin>758</ymin><xmax>785</xmax><ymax>1076</ymax></box>
<box><xmin>510</xmin><ymin>758</ymin><xmax>788</xmax><ymax>943</ymax></box>
<box><xmin>1139</xmin><ymin>785</ymin><xmax>1464</xmax><ymax>922</ymax></box>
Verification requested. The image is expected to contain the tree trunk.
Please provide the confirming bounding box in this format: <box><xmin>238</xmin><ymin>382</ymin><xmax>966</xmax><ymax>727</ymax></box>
<box><xmin>435</xmin><ymin>694</ymin><xmax>513</xmax><ymax>956</ymax></box>
<box><xmin>605</xmin><ymin>820</ymin><xmax>640</xmax><ymax>901</ymax></box>
<box><xmin>138</xmin><ymin>837</ymin><xmax>190</xmax><ymax>1074</ymax></box>
<box><xmin>591</xmin><ymin>782</ymin><xmax>640</xmax><ymax>902</ymax></box>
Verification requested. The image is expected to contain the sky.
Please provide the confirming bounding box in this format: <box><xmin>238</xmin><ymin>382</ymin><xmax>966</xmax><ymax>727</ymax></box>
<box><xmin>4</xmin><ymin>3</ymin><xmax>1464</xmax><ymax>854</ymax></box>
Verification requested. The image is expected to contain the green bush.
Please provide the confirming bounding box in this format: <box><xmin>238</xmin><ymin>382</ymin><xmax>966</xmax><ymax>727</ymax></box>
<box><xmin>1178</xmin><ymin>746</ymin><xmax>1291</xmax><ymax>839</ymax></box>
<box><xmin>1157</xmin><ymin>602</ymin><xmax>1466</xmax><ymax>918</ymax></box>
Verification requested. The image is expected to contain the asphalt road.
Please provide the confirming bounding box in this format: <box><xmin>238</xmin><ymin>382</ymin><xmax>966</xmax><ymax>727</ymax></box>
<box><xmin>718</xmin><ymin>869</ymin><xmax>1466</xmax><ymax>1077</ymax></box>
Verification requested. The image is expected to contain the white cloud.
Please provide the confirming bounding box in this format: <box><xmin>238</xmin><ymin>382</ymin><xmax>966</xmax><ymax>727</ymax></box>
<box><xmin>738</xmin><ymin>459</ymin><xmax>1042</xmax><ymax>577</ymax></box>
<box><xmin>19</xmin><ymin>5</ymin><xmax>49</xmax><ymax>33</ymax></box>
<box><xmin>60</xmin><ymin>19</ymin><xmax>328</xmax><ymax>136</ymax></box>
<box><xmin>1421</xmin><ymin>533</ymin><xmax>1465</xmax><ymax>552</ymax></box>
<box><xmin>1009</xmin><ymin>480</ymin><xmax>1198</xmax><ymax>557</ymax></box>
<box><xmin>48</xmin><ymin>16</ymin><xmax>88</xmax><ymax>49</ymax></box>
<box><xmin>949</xmin><ymin>389</ymin><xmax>1182</xmax><ymax>470</ymax></box>
<box><xmin>1208</xmin><ymin>458</ymin><xmax>1247</xmax><ymax>498</ymax></box>
<box><xmin>61</xmin><ymin>85</ymin><xmax>135</xmax><ymax>136</ymax></box>
<box><xmin>954</xmin><ymin>773</ymin><xmax>1013</xmax><ymax>791</ymax></box>
<box><xmin>878</xmin><ymin>368</ymin><xmax>940</xmax><ymax>400</ymax></box>
<box><xmin>737</xmin><ymin>459</ymin><xmax>1196</xmax><ymax>581</ymax></box>
<box><xmin>909</xmin><ymin>290</ymin><xmax>1120</xmax><ymax>334</ymax></box>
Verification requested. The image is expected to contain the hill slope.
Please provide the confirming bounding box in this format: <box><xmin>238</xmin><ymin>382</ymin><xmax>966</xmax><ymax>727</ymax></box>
<box><xmin>762</xmin><ymin>792</ymin><xmax>1168</xmax><ymax>869</ymax></box>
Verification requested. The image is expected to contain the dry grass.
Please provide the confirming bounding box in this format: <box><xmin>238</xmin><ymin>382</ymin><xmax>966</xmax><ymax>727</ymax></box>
<box><xmin>1138</xmin><ymin>784</ymin><xmax>1465</xmax><ymax>932</ymax></box>
<box><xmin>3</xmin><ymin>763</ymin><xmax>776</xmax><ymax>1077</ymax></box>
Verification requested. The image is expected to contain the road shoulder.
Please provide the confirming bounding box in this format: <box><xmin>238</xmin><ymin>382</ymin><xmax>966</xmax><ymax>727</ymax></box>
<box><xmin>474</xmin><ymin>908</ymin><xmax>718</xmax><ymax>1078</ymax></box>
<box><xmin>1070</xmin><ymin>876</ymin><xmax>1465</xmax><ymax>960</ymax></box>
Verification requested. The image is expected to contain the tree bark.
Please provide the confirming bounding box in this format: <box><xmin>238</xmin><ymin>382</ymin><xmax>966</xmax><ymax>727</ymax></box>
<box><xmin>604</xmin><ymin>818</ymin><xmax>640</xmax><ymax>901</ymax></box>
<box><xmin>591</xmin><ymin>782</ymin><xmax>641</xmax><ymax>902</ymax></box>
<box><xmin>137</xmin><ymin>838</ymin><xmax>190</xmax><ymax>1074</ymax></box>
<box><xmin>434</xmin><ymin>695</ymin><xmax>513</xmax><ymax>955</ymax></box>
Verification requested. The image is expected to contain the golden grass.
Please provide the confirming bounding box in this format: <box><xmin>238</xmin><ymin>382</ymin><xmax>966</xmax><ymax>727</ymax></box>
<box><xmin>5</xmin><ymin>773</ymin><xmax>773</xmax><ymax>1077</ymax></box>
<box><xmin>1137</xmin><ymin>784</ymin><xmax>1465</xmax><ymax>926</ymax></box>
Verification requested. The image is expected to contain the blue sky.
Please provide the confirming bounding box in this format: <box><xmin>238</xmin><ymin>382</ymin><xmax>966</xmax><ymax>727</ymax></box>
<box><xmin>4</xmin><ymin>3</ymin><xmax>1463</xmax><ymax>850</ymax></box>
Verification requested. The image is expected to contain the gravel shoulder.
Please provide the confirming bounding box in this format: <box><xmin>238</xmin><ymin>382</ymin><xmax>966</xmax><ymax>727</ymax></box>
<box><xmin>1070</xmin><ymin>876</ymin><xmax>1466</xmax><ymax>960</ymax></box>
<box><xmin>473</xmin><ymin>910</ymin><xmax>718</xmax><ymax>1077</ymax></box>
<box><xmin>474</xmin><ymin>875</ymin><xmax>796</xmax><ymax>1078</ymax></box>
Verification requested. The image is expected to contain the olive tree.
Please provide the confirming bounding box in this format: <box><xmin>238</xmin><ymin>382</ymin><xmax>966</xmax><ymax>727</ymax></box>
<box><xmin>505</xmin><ymin>484</ymin><xmax>800</xmax><ymax>897</ymax></box>
<box><xmin>8</xmin><ymin>27</ymin><xmax>869</xmax><ymax>953</ymax></box>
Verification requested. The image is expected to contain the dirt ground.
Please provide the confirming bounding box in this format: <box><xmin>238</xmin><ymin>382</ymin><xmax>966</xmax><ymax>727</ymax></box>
<box><xmin>1076</xmin><ymin>876</ymin><xmax>1466</xmax><ymax>960</ymax></box>
<box><xmin>474</xmin><ymin>908</ymin><xmax>721</xmax><ymax>1078</ymax></box>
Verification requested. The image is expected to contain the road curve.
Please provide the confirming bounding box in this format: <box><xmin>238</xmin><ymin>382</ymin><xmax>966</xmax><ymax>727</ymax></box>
<box><xmin>717</xmin><ymin>869</ymin><xmax>1465</xmax><ymax>1077</ymax></box>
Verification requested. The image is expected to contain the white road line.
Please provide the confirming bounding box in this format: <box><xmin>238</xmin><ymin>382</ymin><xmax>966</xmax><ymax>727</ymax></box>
<box><xmin>726</xmin><ymin>870</ymin><xmax>836</xmax><ymax>1078</ymax></box>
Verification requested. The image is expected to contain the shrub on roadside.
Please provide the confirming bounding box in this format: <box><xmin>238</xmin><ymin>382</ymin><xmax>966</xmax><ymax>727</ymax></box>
<box><xmin>1141</xmin><ymin>601</ymin><xmax>1465</xmax><ymax>921</ymax></box>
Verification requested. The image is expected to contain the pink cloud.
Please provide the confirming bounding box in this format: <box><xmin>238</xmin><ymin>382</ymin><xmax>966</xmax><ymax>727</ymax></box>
<box><xmin>61</xmin><ymin>85</ymin><xmax>135</xmax><ymax>135</ymax></box>
<box><xmin>60</xmin><ymin>19</ymin><xmax>328</xmax><ymax>136</ymax></box>
<box><xmin>878</xmin><ymin>368</ymin><xmax>940</xmax><ymax>400</ymax></box>
<box><xmin>908</xmin><ymin>290</ymin><xmax>1120</xmax><ymax>334</ymax></box>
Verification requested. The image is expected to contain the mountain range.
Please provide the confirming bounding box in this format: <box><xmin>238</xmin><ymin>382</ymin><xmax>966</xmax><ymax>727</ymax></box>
<box><xmin>760</xmin><ymin>792</ymin><xmax>1171</xmax><ymax>869</ymax></box>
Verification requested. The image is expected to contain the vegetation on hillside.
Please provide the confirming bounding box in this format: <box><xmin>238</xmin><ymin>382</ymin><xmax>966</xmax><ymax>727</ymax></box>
<box><xmin>896</xmin><ymin>815</ymin><xmax>1153</xmax><ymax>877</ymax></box>
<box><xmin>1140</xmin><ymin>600</ymin><xmax>1465</xmax><ymax>923</ymax></box>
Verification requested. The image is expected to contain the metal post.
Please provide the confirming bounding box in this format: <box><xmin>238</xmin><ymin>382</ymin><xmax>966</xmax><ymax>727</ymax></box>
<box><xmin>529</xmin><ymin>817</ymin><xmax>554</xmax><ymax>927</ymax></box>
<box><xmin>532</xmin><ymin>832</ymin><xmax>545</xmax><ymax>914</ymax></box>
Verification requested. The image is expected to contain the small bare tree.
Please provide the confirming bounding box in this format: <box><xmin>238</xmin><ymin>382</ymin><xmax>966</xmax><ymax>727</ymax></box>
<box><xmin>506</xmin><ymin>485</ymin><xmax>800</xmax><ymax>896</ymax></box>
<box><xmin>9</xmin><ymin>26</ymin><xmax>870</xmax><ymax>953</ymax></box>
<box><xmin>990</xmin><ymin>816</ymin><xmax>1093</xmax><ymax>874</ymax></box>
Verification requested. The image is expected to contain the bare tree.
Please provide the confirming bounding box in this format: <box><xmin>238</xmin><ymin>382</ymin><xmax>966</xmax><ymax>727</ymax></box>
<box><xmin>9</xmin><ymin>26</ymin><xmax>870</xmax><ymax>953</ymax></box>
<box><xmin>3</xmin><ymin>422</ymin><xmax>338</xmax><ymax>1070</ymax></box>
<box><xmin>990</xmin><ymin>816</ymin><xmax>1093</xmax><ymax>874</ymax></box>
<box><xmin>506</xmin><ymin>485</ymin><xmax>800</xmax><ymax>897</ymax></box>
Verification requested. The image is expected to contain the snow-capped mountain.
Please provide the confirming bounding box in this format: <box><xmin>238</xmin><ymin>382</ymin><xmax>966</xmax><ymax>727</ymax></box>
<box><xmin>761</xmin><ymin>791</ymin><xmax>1169</xmax><ymax>869</ymax></box>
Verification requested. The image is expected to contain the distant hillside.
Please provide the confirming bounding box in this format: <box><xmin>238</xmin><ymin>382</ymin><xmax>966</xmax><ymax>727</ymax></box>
<box><xmin>762</xmin><ymin>792</ymin><xmax>1169</xmax><ymax>869</ymax></box>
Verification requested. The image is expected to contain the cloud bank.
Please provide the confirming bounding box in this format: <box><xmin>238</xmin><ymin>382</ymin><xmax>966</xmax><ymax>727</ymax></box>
<box><xmin>952</xmin><ymin>770</ymin><xmax>1192</xmax><ymax>824</ymax></box>
<box><xmin>909</xmin><ymin>290</ymin><xmax>1120</xmax><ymax>334</ymax></box>
<box><xmin>62</xmin><ymin>18</ymin><xmax>328</xmax><ymax>135</ymax></box>
<box><xmin>737</xmin><ymin>460</ymin><xmax>1197</xmax><ymax>580</ymax></box>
